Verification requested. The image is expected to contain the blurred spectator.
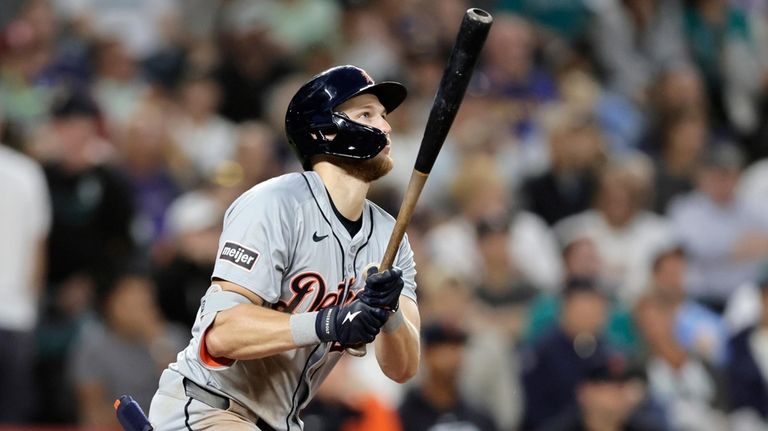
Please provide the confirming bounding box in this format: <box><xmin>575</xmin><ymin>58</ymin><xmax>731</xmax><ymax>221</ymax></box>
<box><xmin>635</xmin><ymin>244</ymin><xmax>728</xmax><ymax>369</ymax></box>
<box><xmin>475</xmin><ymin>217</ymin><xmax>539</xmax><ymax>303</ymax></box>
<box><xmin>335</xmin><ymin>0</ymin><xmax>402</xmax><ymax>79</ymax></box>
<box><xmin>169</xmin><ymin>73</ymin><xmax>237</xmax><ymax>181</ymax></box>
<box><xmin>69</xmin><ymin>266</ymin><xmax>187</xmax><ymax>427</ymax></box>
<box><xmin>56</xmin><ymin>0</ymin><xmax>180</xmax><ymax>61</ymax></box>
<box><xmin>303</xmin><ymin>356</ymin><xmax>402</xmax><ymax>431</ymax></box>
<box><xmin>42</xmin><ymin>90</ymin><xmax>134</xmax><ymax>288</ymax></box>
<box><xmin>526</xmin><ymin>236</ymin><xmax>639</xmax><ymax>357</ymax></box>
<box><xmin>118</xmin><ymin>99</ymin><xmax>181</xmax><ymax>250</ymax></box>
<box><xmin>522</xmin><ymin>106</ymin><xmax>604</xmax><ymax>226</ymax></box>
<box><xmin>155</xmin><ymin>190</ymin><xmax>223</xmax><ymax>329</ymax></box>
<box><xmin>0</xmin><ymin>119</ymin><xmax>50</xmax><ymax>423</ymax></box>
<box><xmin>682</xmin><ymin>0</ymin><xmax>768</xmax><ymax>136</ymax></box>
<box><xmin>476</xmin><ymin>14</ymin><xmax>558</xmax><ymax>143</ymax></box>
<box><xmin>449</xmin><ymin>218</ymin><xmax>538</xmax><ymax>430</ymax></box>
<box><xmin>556</xmin><ymin>159</ymin><xmax>672</xmax><ymax>303</ymax></box>
<box><xmin>34</xmin><ymin>90</ymin><xmax>134</xmax><ymax>423</ymax></box>
<box><xmin>498</xmin><ymin>0</ymin><xmax>594</xmax><ymax>41</ymax></box>
<box><xmin>425</xmin><ymin>155</ymin><xmax>563</xmax><ymax>291</ymax></box>
<box><xmin>644</xmin><ymin>66</ymin><xmax>708</xmax><ymax>153</ymax></box>
<box><xmin>215</xmin><ymin>0</ymin><xmax>295</xmax><ymax>122</ymax></box>
<box><xmin>726</xmin><ymin>263</ymin><xmax>768</xmax><ymax>430</ymax></box>
<box><xmin>590</xmin><ymin>0</ymin><xmax>688</xmax><ymax>104</ymax></box>
<box><xmin>91</xmin><ymin>38</ymin><xmax>150</xmax><ymax>132</ymax></box>
<box><xmin>521</xmin><ymin>277</ymin><xmax>613</xmax><ymax>430</ymax></box>
<box><xmin>668</xmin><ymin>143</ymin><xmax>768</xmax><ymax>312</ymax></box>
<box><xmin>634</xmin><ymin>247</ymin><xmax>727</xmax><ymax>431</ymax></box>
<box><xmin>231</xmin><ymin>121</ymin><xmax>283</xmax><ymax>190</ymax></box>
<box><xmin>0</xmin><ymin>6</ymin><xmax>56</xmax><ymax>132</ymax></box>
<box><xmin>398</xmin><ymin>321</ymin><xmax>497</xmax><ymax>431</ymax></box>
<box><xmin>556</xmin><ymin>67</ymin><xmax>645</xmax><ymax>156</ymax></box>
<box><xmin>737</xmin><ymin>154</ymin><xmax>768</xmax><ymax>215</ymax></box>
<box><xmin>540</xmin><ymin>356</ymin><xmax>666</xmax><ymax>431</ymax></box>
<box><xmin>652</xmin><ymin>109</ymin><xmax>709</xmax><ymax>214</ymax></box>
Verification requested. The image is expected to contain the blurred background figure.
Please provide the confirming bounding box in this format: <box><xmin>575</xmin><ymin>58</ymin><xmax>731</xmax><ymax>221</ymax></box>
<box><xmin>0</xmin><ymin>109</ymin><xmax>50</xmax><ymax>424</ymax></box>
<box><xmin>34</xmin><ymin>89</ymin><xmax>135</xmax><ymax>424</ymax></box>
<box><xmin>634</xmin><ymin>246</ymin><xmax>727</xmax><ymax>431</ymax></box>
<box><xmin>668</xmin><ymin>143</ymin><xmax>768</xmax><ymax>313</ymax></box>
<box><xmin>522</xmin><ymin>106</ymin><xmax>604</xmax><ymax>227</ymax></box>
<box><xmin>590</xmin><ymin>0</ymin><xmax>688</xmax><ymax>104</ymax></box>
<box><xmin>541</xmin><ymin>356</ymin><xmax>666</xmax><ymax>431</ymax></box>
<box><xmin>169</xmin><ymin>73</ymin><xmax>236</xmax><ymax>182</ymax></box>
<box><xmin>398</xmin><ymin>321</ymin><xmax>497</xmax><ymax>431</ymax></box>
<box><xmin>727</xmin><ymin>263</ymin><xmax>768</xmax><ymax>431</ymax></box>
<box><xmin>650</xmin><ymin>108</ymin><xmax>709</xmax><ymax>214</ymax></box>
<box><xmin>555</xmin><ymin>159</ymin><xmax>671</xmax><ymax>304</ymax></box>
<box><xmin>425</xmin><ymin>154</ymin><xmax>563</xmax><ymax>292</ymax></box>
<box><xmin>303</xmin><ymin>356</ymin><xmax>402</xmax><ymax>431</ymax></box>
<box><xmin>635</xmin><ymin>244</ymin><xmax>728</xmax><ymax>369</ymax></box>
<box><xmin>69</xmin><ymin>265</ymin><xmax>187</xmax><ymax>427</ymax></box>
<box><xmin>520</xmin><ymin>277</ymin><xmax>613</xmax><ymax>430</ymax></box>
<box><xmin>154</xmin><ymin>189</ymin><xmax>223</xmax><ymax>329</ymax></box>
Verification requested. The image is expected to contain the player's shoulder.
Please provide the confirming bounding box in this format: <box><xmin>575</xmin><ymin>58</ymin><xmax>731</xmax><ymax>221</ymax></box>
<box><xmin>225</xmin><ymin>172</ymin><xmax>314</xmax><ymax>219</ymax></box>
<box><xmin>366</xmin><ymin>200</ymin><xmax>397</xmax><ymax>228</ymax></box>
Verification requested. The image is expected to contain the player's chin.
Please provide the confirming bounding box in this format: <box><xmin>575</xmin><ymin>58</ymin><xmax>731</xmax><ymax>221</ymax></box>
<box><xmin>353</xmin><ymin>153</ymin><xmax>393</xmax><ymax>183</ymax></box>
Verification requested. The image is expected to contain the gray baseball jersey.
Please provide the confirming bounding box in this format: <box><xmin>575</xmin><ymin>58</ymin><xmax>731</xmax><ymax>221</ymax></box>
<box><xmin>159</xmin><ymin>171</ymin><xmax>417</xmax><ymax>431</ymax></box>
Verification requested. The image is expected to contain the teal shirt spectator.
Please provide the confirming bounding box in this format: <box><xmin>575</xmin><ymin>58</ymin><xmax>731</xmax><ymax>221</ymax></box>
<box><xmin>525</xmin><ymin>293</ymin><xmax>640</xmax><ymax>357</ymax></box>
<box><xmin>498</xmin><ymin>0</ymin><xmax>594</xmax><ymax>40</ymax></box>
<box><xmin>683</xmin><ymin>6</ymin><xmax>752</xmax><ymax>91</ymax></box>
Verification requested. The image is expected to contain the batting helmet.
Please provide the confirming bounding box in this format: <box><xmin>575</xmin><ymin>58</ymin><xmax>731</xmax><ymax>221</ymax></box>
<box><xmin>285</xmin><ymin>65</ymin><xmax>407</xmax><ymax>170</ymax></box>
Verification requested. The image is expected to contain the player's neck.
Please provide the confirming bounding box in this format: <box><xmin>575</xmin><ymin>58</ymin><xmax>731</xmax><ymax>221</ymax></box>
<box><xmin>314</xmin><ymin>162</ymin><xmax>369</xmax><ymax>221</ymax></box>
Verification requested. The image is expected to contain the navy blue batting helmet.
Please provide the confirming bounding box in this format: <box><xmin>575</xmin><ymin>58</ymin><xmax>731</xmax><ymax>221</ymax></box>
<box><xmin>285</xmin><ymin>65</ymin><xmax>407</xmax><ymax>170</ymax></box>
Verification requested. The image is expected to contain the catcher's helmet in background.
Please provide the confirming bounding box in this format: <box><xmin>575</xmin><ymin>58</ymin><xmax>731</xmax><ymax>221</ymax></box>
<box><xmin>285</xmin><ymin>65</ymin><xmax>407</xmax><ymax>170</ymax></box>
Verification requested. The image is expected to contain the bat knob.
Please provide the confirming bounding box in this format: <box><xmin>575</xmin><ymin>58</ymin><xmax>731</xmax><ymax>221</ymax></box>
<box><xmin>467</xmin><ymin>8</ymin><xmax>493</xmax><ymax>24</ymax></box>
<box><xmin>345</xmin><ymin>344</ymin><xmax>367</xmax><ymax>357</ymax></box>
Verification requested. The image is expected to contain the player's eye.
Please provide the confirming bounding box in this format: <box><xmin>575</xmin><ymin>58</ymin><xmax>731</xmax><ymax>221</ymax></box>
<box><xmin>358</xmin><ymin>111</ymin><xmax>371</xmax><ymax>119</ymax></box>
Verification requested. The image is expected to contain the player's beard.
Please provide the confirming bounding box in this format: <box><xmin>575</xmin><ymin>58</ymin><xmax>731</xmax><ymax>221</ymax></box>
<box><xmin>316</xmin><ymin>151</ymin><xmax>393</xmax><ymax>183</ymax></box>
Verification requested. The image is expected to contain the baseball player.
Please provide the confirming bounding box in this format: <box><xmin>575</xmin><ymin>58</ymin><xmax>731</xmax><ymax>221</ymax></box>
<box><xmin>147</xmin><ymin>65</ymin><xmax>421</xmax><ymax>431</ymax></box>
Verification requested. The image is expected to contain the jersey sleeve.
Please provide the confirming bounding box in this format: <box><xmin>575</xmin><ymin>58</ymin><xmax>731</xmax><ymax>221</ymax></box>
<box><xmin>396</xmin><ymin>233</ymin><xmax>417</xmax><ymax>302</ymax></box>
<box><xmin>211</xmin><ymin>191</ymin><xmax>296</xmax><ymax>304</ymax></box>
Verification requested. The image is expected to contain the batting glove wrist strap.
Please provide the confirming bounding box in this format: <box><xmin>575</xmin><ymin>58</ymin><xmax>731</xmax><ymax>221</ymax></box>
<box><xmin>315</xmin><ymin>307</ymin><xmax>339</xmax><ymax>343</ymax></box>
<box><xmin>290</xmin><ymin>311</ymin><xmax>321</xmax><ymax>346</ymax></box>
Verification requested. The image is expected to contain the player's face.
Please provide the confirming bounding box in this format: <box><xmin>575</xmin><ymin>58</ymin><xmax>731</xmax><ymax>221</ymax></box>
<box><xmin>336</xmin><ymin>93</ymin><xmax>392</xmax><ymax>139</ymax></box>
<box><xmin>331</xmin><ymin>93</ymin><xmax>394</xmax><ymax>182</ymax></box>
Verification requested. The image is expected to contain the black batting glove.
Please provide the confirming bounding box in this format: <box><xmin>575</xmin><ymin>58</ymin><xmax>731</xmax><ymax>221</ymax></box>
<box><xmin>358</xmin><ymin>267</ymin><xmax>404</xmax><ymax>311</ymax></box>
<box><xmin>315</xmin><ymin>300</ymin><xmax>388</xmax><ymax>345</ymax></box>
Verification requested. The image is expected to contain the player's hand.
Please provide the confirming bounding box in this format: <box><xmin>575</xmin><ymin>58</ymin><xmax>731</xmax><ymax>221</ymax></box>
<box><xmin>315</xmin><ymin>300</ymin><xmax>388</xmax><ymax>346</ymax></box>
<box><xmin>358</xmin><ymin>267</ymin><xmax>404</xmax><ymax>311</ymax></box>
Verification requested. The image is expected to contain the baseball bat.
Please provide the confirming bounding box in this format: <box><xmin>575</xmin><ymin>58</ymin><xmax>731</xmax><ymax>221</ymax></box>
<box><xmin>346</xmin><ymin>7</ymin><xmax>493</xmax><ymax>357</ymax></box>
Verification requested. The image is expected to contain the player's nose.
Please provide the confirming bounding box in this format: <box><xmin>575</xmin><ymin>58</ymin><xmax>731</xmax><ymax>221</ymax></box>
<box><xmin>376</xmin><ymin>117</ymin><xmax>392</xmax><ymax>135</ymax></box>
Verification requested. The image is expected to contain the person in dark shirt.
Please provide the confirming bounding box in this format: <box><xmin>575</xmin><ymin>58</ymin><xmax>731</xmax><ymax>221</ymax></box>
<box><xmin>522</xmin><ymin>109</ymin><xmax>603</xmax><ymax>226</ymax></box>
<box><xmin>541</xmin><ymin>356</ymin><xmax>666</xmax><ymax>431</ymax></box>
<box><xmin>521</xmin><ymin>278</ymin><xmax>612</xmax><ymax>430</ymax></box>
<box><xmin>43</xmin><ymin>90</ymin><xmax>135</xmax><ymax>289</ymax></box>
<box><xmin>399</xmin><ymin>322</ymin><xmax>497</xmax><ymax>431</ymax></box>
<box><xmin>35</xmin><ymin>90</ymin><xmax>135</xmax><ymax>424</ymax></box>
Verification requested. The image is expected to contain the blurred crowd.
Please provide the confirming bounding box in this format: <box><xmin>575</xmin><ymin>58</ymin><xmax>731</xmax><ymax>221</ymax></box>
<box><xmin>1</xmin><ymin>0</ymin><xmax>768</xmax><ymax>430</ymax></box>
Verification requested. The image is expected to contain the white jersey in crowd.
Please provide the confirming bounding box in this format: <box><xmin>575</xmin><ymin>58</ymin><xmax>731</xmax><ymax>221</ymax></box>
<box><xmin>164</xmin><ymin>171</ymin><xmax>417</xmax><ymax>431</ymax></box>
<box><xmin>0</xmin><ymin>145</ymin><xmax>50</xmax><ymax>331</ymax></box>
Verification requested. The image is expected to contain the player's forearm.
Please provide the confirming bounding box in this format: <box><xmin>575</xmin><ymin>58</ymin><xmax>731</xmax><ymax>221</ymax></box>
<box><xmin>374</xmin><ymin>299</ymin><xmax>420</xmax><ymax>383</ymax></box>
<box><xmin>205</xmin><ymin>304</ymin><xmax>304</xmax><ymax>360</ymax></box>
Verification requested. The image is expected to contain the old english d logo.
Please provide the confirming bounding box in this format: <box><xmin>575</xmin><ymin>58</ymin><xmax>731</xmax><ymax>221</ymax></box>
<box><xmin>219</xmin><ymin>241</ymin><xmax>259</xmax><ymax>271</ymax></box>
